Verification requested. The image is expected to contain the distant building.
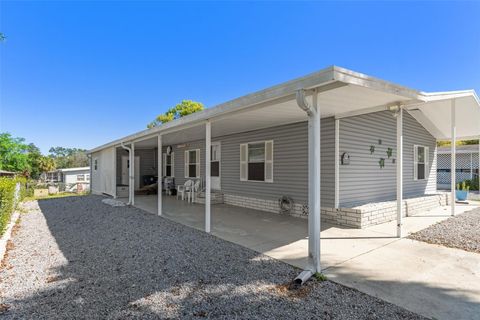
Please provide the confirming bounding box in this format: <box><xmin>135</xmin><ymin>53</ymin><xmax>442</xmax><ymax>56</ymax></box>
<box><xmin>0</xmin><ymin>170</ymin><xmax>16</xmax><ymax>177</ymax></box>
<box><xmin>437</xmin><ymin>144</ymin><xmax>479</xmax><ymax>189</ymax></box>
<box><xmin>43</xmin><ymin>167</ymin><xmax>90</xmax><ymax>192</ymax></box>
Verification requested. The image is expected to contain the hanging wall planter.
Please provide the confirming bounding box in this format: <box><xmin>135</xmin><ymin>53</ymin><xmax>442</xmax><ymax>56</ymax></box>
<box><xmin>386</xmin><ymin>148</ymin><xmax>393</xmax><ymax>158</ymax></box>
<box><xmin>370</xmin><ymin>145</ymin><xmax>375</xmax><ymax>154</ymax></box>
<box><xmin>379</xmin><ymin>158</ymin><xmax>385</xmax><ymax>169</ymax></box>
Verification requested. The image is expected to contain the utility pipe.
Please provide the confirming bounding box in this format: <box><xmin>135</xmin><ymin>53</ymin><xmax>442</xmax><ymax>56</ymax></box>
<box><xmin>120</xmin><ymin>141</ymin><xmax>133</xmax><ymax>205</ymax></box>
<box><xmin>294</xmin><ymin>88</ymin><xmax>321</xmax><ymax>285</ymax></box>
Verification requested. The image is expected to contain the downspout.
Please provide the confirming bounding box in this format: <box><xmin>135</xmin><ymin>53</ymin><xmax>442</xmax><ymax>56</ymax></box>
<box><xmin>292</xmin><ymin>89</ymin><xmax>316</xmax><ymax>286</ymax></box>
<box><xmin>120</xmin><ymin>141</ymin><xmax>132</xmax><ymax>205</ymax></box>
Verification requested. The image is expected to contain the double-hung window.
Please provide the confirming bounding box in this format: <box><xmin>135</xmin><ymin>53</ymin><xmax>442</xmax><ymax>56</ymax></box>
<box><xmin>162</xmin><ymin>152</ymin><xmax>174</xmax><ymax>177</ymax></box>
<box><xmin>414</xmin><ymin>145</ymin><xmax>429</xmax><ymax>180</ymax></box>
<box><xmin>240</xmin><ymin>140</ymin><xmax>273</xmax><ymax>182</ymax></box>
<box><xmin>185</xmin><ymin>149</ymin><xmax>200</xmax><ymax>178</ymax></box>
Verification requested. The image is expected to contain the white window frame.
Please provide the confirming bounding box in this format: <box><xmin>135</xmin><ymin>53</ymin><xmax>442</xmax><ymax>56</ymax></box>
<box><xmin>185</xmin><ymin>149</ymin><xmax>200</xmax><ymax>178</ymax></box>
<box><xmin>240</xmin><ymin>140</ymin><xmax>273</xmax><ymax>183</ymax></box>
<box><xmin>413</xmin><ymin>145</ymin><xmax>429</xmax><ymax>181</ymax></box>
<box><xmin>77</xmin><ymin>174</ymin><xmax>85</xmax><ymax>182</ymax></box>
<box><xmin>86</xmin><ymin>174</ymin><xmax>90</xmax><ymax>181</ymax></box>
<box><xmin>162</xmin><ymin>152</ymin><xmax>175</xmax><ymax>177</ymax></box>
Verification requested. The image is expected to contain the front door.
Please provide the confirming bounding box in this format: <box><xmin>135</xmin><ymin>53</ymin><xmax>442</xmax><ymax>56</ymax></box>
<box><xmin>211</xmin><ymin>142</ymin><xmax>221</xmax><ymax>190</ymax></box>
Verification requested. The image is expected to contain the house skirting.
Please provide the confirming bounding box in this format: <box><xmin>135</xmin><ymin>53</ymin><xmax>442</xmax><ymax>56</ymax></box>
<box><xmin>223</xmin><ymin>193</ymin><xmax>449</xmax><ymax>229</ymax></box>
<box><xmin>325</xmin><ymin>193</ymin><xmax>449</xmax><ymax>228</ymax></box>
<box><xmin>223</xmin><ymin>194</ymin><xmax>308</xmax><ymax>218</ymax></box>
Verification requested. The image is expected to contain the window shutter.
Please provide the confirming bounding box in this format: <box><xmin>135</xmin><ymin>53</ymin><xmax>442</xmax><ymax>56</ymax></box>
<box><xmin>163</xmin><ymin>153</ymin><xmax>166</xmax><ymax>177</ymax></box>
<box><xmin>425</xmin><ymin>146</ymin><xmax>429</xmax><ymax>179</ymax></box>
<box><xmin>185</xmin><ymin>150</ymin><xmax>189</xmax><ymax>178</ymax></box>
<box><xmin>171</xmin><ymin>152</ymin><xmax>175</xmax><ymax>177</ymax></box>
<box><xmin>413</xmin><ymin>146</ymin><xmax>418</xmax><ymax>180</ymax></box>
<box><xmin>196</xmin><ymin>149</ymin><xmax>200</xmax><ymax>178</ymax></box>
<box><xmin>240</xmin><ymin>144</ymin><xmax>247</xmax><ymax>181</ymax></box>
<box><xmin>265</xmin><ymin>140</ymin><xmax>273</xmax><ymax>183</ymax></box>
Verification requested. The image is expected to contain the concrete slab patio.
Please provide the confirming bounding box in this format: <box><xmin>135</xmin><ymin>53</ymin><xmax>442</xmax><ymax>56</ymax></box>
<box><xmin>122</xmin><ymin>195</ymin><xmax>480</xmax><ymax>320</ymax></box>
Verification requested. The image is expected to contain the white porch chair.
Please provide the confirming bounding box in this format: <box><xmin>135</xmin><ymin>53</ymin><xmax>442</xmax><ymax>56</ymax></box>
<box><xmin>188</xmin><ymin>179</ymin><xmax>202</xmax><ymax>203</ymax></box>
<box><xmin>177</xmin><ymin>180</ymin><xmax>193</xmax><ymax>201</ymax></box>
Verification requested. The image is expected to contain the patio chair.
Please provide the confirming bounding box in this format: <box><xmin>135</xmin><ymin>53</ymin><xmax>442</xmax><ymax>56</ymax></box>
<box><xmin>177</xmin><ymin>180</ymin><xmax>193</xmax><ymax>201</ymax></box>
<box><xmin>187</xmin><ymin>179</ymin><xmax>202</xmax><ymax>203</ymax></box>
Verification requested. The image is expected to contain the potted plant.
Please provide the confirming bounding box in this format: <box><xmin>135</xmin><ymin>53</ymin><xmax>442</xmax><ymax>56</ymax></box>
<box><xmin>456</xmin><ymin>181</ymin><xmax>470</xmax><ymax>201</ymax></box>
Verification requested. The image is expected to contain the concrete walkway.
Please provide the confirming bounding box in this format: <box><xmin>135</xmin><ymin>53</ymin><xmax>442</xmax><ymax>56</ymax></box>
<box><xmin>124</xmin><ymin>195</ymin><xmax>480</xmax><ymax>320</ymax></box>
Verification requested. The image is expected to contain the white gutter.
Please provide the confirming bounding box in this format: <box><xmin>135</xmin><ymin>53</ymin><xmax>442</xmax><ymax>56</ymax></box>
<box><xmin>120</xmin><ymin>141</ymin><xmax>132</xmax><ymax>205</ymax></box>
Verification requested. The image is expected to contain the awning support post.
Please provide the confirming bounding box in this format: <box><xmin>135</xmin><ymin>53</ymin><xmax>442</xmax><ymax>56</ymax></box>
<box><xmin>131</xmin><ymin>142</ymin><xmax>135</xmax><ymax>206</ymax></box>
<box><xmin>334</xmin><ymin>119</ymin><xmax>340</xmax><ymax>209</ymax></box>
<box><xmin>205</xmin><ymin>121</ymin><xmax>211</xmax><ymax>233</ymax></box>
<box><xmin>451</xmin><ymin>100</ymin><xmax>456</xmax><ymax>216</ymax></box>
<box><xmin>157</xmin><ymin>135</ymin><xmax>162</xmax><ymax>216</ymax></box>
<box><xmin>396</xmin><ymin>107</ymin><xmax>403</xmax><ymax>238</ymax></box>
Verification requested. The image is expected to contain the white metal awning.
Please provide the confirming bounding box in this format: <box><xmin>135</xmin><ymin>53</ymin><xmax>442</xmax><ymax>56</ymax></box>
<box><xmin>406</xmin><ymin>91</ymin><xmax>480</xmax><ymax>140</ymax></box>
<box><xmin>88</xmin><ymin>66</ymin><xmax>480</xmax><ymax>153</ymax></box>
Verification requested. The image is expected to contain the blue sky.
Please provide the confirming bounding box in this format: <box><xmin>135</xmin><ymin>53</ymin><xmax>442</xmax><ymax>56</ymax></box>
<box><xmin>1</xmin><ymin>1</ymin><xmax>479</xmax><ymax>153</ymax></box>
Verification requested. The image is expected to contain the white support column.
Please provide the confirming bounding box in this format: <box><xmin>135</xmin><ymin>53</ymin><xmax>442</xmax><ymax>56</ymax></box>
<box><xmin>396</xmin><ymin>108</ymin><xmax>403</xmax><ymax>238</ymax></box>
<box><xmin>478</xmin><ymin>140</ymin><xmax>480</xmax><ymax>192</ymax></box>
<box><xmin>308</xmin><ymin>90</ymin><xmax>321</xmax><ymax>273</ymax></box>
<box><xmin>157</xmin><ymin>135</ymin><xmax>162</xmax><ymax>216</ymax></box>
<box><xmin>113</xmin><ymin>148</ymin><xmax>117</xmax><ymax>198</ymax></box>
<box><xmin>334</xmin><ymin>119</ymin><xmax>340</xmax><ymax>208</ymax></box>
<box><xmin>205</xmin><ymin>121</ymin><xmax>211</xmax><ymax>233</ymax></box>
<box><xmin>451</xmin><ymin>100</ymin><xmax>456</xmax><ymax>216</ymax></box>
<box><xmin>131</xmin><ymin>142</ymin><xmax>135</xmax><ymax>206</ymax></box>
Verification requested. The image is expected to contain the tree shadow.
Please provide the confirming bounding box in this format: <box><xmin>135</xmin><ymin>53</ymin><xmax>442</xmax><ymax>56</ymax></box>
<box><xmin>0</xmin><ymin>195</ymin><xmax>458</xmax><ymax>319</ymax></box>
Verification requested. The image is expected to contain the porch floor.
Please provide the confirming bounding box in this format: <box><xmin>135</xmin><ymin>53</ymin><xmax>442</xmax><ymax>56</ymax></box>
<box><xmin>123</xmin><ymin>195</ymin><xmax>478</xmax><ymax>270</ymax></box>
<box><xmin>119</xmin><ymin>195</ymin><xmax>480</xmax><ymax>320</ymax></box>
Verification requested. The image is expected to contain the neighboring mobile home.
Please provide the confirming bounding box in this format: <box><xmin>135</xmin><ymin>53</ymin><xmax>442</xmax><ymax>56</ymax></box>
<box><xmin>437</xmin><ymin>144</ymin><xmax>479</xmax><ymax>189</ymax></box>
<box><xmin>88</xmin><ymin>66</ymin><xmax>480</xmax><ymax>273</ymax></box>
<box><xmin>44</xmin><ymin>167</ymin><xmax>91</xmax><ymax>192</ymax></box>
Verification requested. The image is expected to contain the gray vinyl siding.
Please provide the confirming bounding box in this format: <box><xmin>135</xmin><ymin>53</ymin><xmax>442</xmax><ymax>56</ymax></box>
<box><xmin>320</xmin><ymin>117</ymin><xmax>335</xmax><ymax>208</ymax></box>
<box><xmin>221</xmin><ymin>122</ymin><xmax>308</xmax><ymax>204</ymax></box>
<box><xmin>339</xmin><ymin>110</ymin><xmax>437</xmax><ymax>207</ymax></box>
<box><xmin>160</xmin><ymin>121</ymin><xmax>334</xmax><ymax>208</ymax></box>
<box><xmin>167</xmin><ymin>140</ymin><xmax>206</xmax><ymax>187</ymax></box>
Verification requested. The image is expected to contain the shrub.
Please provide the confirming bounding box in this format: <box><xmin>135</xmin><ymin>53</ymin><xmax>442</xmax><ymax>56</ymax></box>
<box><xmin>0</xmin><ymin>177</ymin><xmax>27</xmax><ymax>235</ymax></box>
<box><xmin>461</xmin><ymin>177</ymin><xmax>479</xmax><ymax>191</ymax></box>
<box><xmin>0</xmin><ymin>177</ymin><xmax>17</xmax><ymax>235</ymax></box>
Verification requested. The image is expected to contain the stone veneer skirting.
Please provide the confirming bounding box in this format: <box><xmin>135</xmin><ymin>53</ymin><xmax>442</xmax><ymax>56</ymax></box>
<box><xmin>223</xmin><ymin>194</ymin><xmax>308</xmax><ymax>218</ymax></box>
<box><xmin>224</xmin><ymin>193</ymin><xmax>449</xmax><ymax>229</ymax></box>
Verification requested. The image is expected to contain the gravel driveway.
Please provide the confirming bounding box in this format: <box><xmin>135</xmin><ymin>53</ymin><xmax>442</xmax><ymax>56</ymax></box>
<box><xmin>409</xmin><ymin>207</ymin><xmax>480</xmax><ymax>253</ymax></box>
<box><xmin>0</xmin><ymin>195</ymin><xmax>425</xmax><ymax>320</ymax></box>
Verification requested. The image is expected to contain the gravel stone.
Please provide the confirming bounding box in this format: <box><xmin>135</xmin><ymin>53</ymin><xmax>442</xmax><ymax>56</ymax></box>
<box><xmin>409</xmin><ymin>207</ymin><xmax>480</xmax><ymax>253</ymax></box>
<box><xmin>0</xmin><ymin>195</ymin><xmax>426</xmax><ymax>319</ymax></box>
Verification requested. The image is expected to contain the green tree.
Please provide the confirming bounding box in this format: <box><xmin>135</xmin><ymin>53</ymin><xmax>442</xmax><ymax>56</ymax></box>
<box><xmin>0</xmin><ymin>133</ymin><xmax>30</xmax><ymax>173</ymax></box>
<box><xmin>48</xmin><ymin>147</ymin><xmax>88</xmax><ymax>168</ymax></box>
<box><xmin>437</xmin><ymin>140</ymin><xmax>478</xmax><ymax>147</ymax></box>
<box><xmin>147</xmin><ymin>100</ymin><xmax>204</xmax><ymax>128</ymax></box>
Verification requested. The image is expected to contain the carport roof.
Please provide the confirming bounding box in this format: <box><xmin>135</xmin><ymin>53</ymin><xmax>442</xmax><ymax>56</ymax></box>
<box><xmin>88</xmin><ymin>66</ymin><xmax>480</xmax><ymax>153</ymax></box>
